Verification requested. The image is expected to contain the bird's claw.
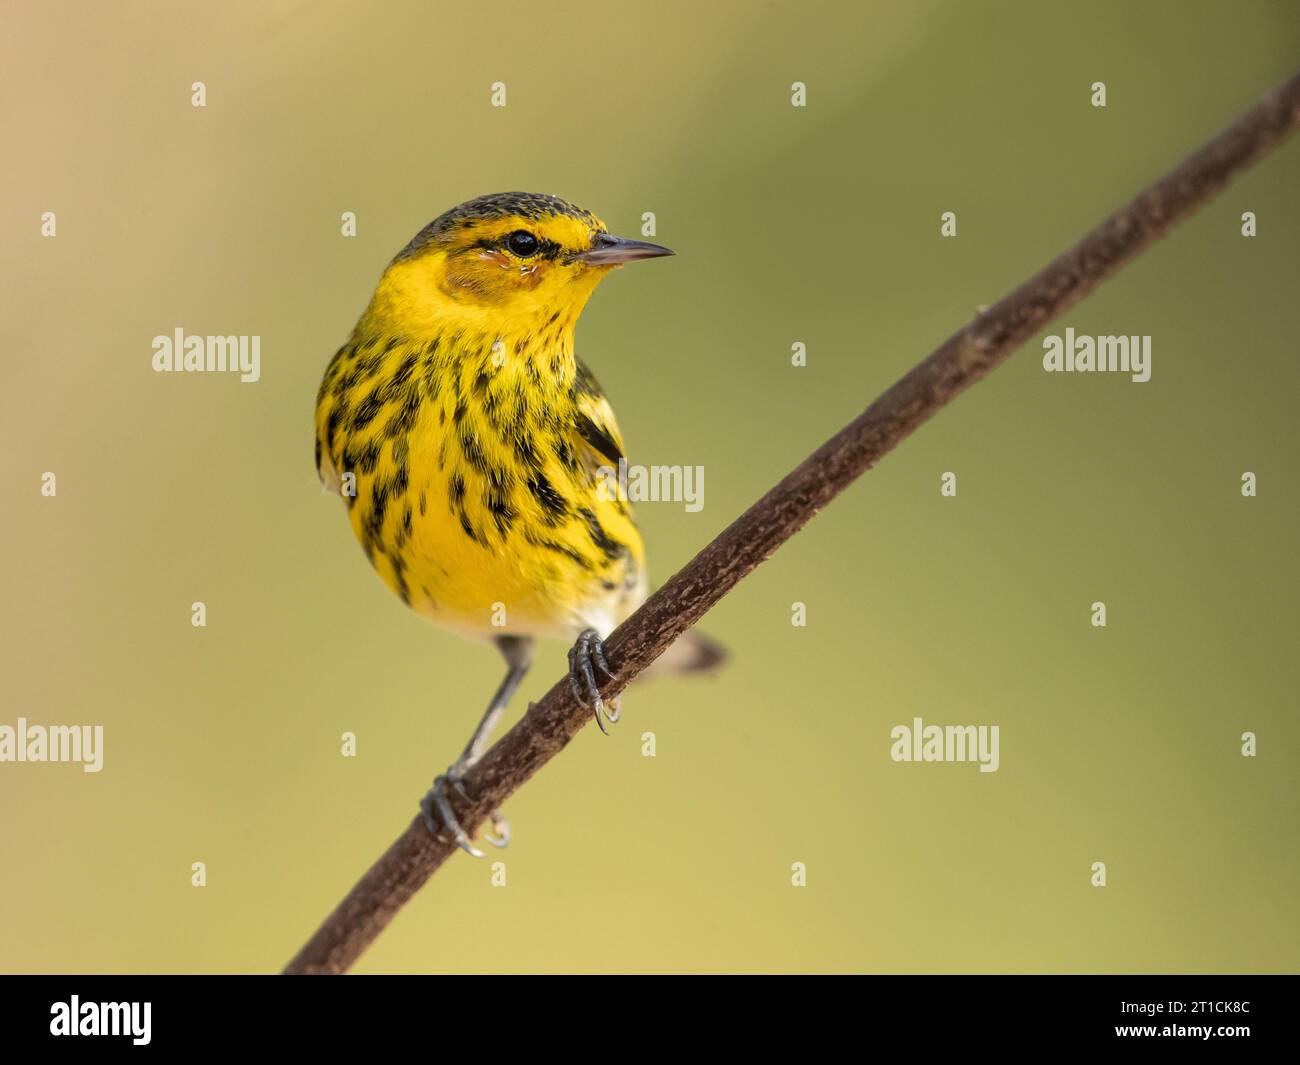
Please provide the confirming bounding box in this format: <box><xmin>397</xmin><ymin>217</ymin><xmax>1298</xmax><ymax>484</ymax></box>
<box><xmin>420</xmin><ymin>770</ymin><xmax>509</xmax><ymax>858</ymax></box>
<box><xmin>484</xmin><ymin>811</ymin><xmax>511</xmax><ymax>849</ymax></box>
<box><xmin>569</xmin><ymin>629</ymin><xmax>618</xmax><ymax>734</ymax></box>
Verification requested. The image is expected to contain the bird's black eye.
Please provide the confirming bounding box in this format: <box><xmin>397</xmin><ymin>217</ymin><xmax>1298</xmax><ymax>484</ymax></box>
<box><xmin>506</xmin><ymin>230</ymin><xmax>539</xmax><ymax>257</ymax></box>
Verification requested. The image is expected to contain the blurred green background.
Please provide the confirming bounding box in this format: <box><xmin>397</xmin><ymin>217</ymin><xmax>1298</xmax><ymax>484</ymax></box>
<box><xmin>3</xmin><ymin>0</ymin><xmax>1297</xmax><ymax>973</ymax></box>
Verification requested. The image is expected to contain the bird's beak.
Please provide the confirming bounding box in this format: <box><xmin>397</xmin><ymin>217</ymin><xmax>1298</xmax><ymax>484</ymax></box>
<box><xmin>575</xmin><ymin>233</ymin><xmax>675</xmax><ymax>264</ymax></box>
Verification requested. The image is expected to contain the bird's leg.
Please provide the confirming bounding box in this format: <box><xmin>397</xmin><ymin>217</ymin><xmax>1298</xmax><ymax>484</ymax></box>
<box><xmin>568</xmin><ymin>629</ymin><xmax>618</xmax><ymax>734</ymax></box>
<box><xmin>421</xmin><ymin>635</ymin><xmax>533</xmax><ymax>857</ymax></box>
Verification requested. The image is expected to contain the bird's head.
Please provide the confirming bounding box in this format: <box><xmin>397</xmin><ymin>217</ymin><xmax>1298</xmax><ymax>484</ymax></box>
<box><xmin>374</xmin><ymin>192</ymin><xmax>672</xmax><ymax>335</ymax></box>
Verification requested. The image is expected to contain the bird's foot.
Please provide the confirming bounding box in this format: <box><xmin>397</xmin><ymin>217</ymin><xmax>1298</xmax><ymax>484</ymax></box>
<box><xmin>568</xmin><ymin>629</ymin><xmax>618</xmax><ymax>734</ymax></box>
<box><xmin>419</xmin><ymin>770</ymin><xmax>510</xmax><ymax>858</ymax></box>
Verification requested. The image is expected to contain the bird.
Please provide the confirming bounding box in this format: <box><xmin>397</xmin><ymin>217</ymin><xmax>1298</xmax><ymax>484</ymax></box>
<box><xmin>315</xmin><ymin>192</ymin><xmax>724</xmax><ymax>856</ymax></box>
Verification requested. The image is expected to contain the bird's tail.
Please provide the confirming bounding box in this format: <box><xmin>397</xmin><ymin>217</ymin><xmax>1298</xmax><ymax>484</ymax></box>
<box><xmin>636</xmin><ymin>629</ymin><xmax>728</xmax><ymax>682</ymax></box>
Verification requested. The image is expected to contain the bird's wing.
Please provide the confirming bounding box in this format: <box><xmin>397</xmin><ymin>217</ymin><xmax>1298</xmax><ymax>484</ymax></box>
<box><xmin>572</xmin><ymin>358</ymin><xmax>626</xmax><ymax>472</ymax></box>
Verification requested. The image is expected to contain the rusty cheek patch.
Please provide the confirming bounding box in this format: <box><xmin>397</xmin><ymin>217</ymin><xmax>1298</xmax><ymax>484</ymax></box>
<box><xmin>477</xmin><ymin>249</ymin><xmax>512</xmax><ymax>269</ymax></box>
<box><xmin>478</xmin><ymin>249</ymin><xmax>549</xmax><ymax>291</ymax></box>
<box><xmin>441</xmin><ymin>249</ymin><xmax>550</xmax><ymax>302</ymax></box>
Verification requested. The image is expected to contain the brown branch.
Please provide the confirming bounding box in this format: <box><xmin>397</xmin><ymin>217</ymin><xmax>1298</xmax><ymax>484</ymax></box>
<box><xmin>285</xmin><ymin>70</ymin><xmax>1300</xmax><ymax>975</ymax></box>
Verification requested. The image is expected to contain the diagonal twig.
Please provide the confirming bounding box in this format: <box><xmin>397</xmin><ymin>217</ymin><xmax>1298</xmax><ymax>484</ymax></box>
<box><xmin>285</xmin><ymin>69</ymin><xmax>1300</xmax><ymax>974</ymax></box>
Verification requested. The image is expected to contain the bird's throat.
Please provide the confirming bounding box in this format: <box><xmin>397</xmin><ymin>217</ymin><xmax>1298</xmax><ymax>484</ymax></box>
<box><xmin>365</xmin><ymin>257</ymin><xmax>584</xmax><ymax>394</ymax></box>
